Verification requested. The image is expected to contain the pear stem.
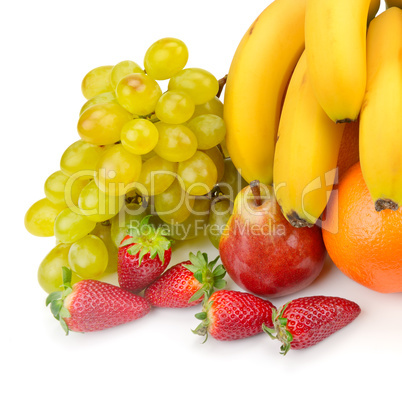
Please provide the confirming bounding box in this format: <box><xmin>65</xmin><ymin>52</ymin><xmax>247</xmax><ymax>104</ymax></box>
<box><xmin>250</xmin><ymin>180</ymin><xmax>262</xmax><ymax>207</ymax></box>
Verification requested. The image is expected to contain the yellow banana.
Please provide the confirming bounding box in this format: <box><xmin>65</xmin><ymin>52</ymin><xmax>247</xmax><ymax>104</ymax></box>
<box><xmin>273</xmin><ymin>52</ymin><xmax>345</xmax><ymax>228</ymax></box>
<box><xmin>360</xmin><ymin>7</ymin><xmax>402</xmax><ymax>211</ymax></box>
<box><xmin>305</xmin><ymin>0</ymin><xmax>371</xmax><ymax>123</ymax></box>
<box><xmin>224</xmin><ymin>0</ymin><xmax>306</xmax><ymax>185</ymax></box>
<box><xmin>385</xmin><ymin>0</ymin><xmax>402</xmax><ymax>9</ymax></box>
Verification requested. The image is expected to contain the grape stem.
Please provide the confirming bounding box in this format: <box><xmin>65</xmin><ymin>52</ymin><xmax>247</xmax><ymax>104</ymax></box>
<box><xmin>125</xmin><ymin>192</ymin><xmax>143</xmax><ymax>205</ymax></box>
<box><xmin>217</xmin><ymin>74</ymin><xmax>228</xmax><ymax>98</ymax></box>
<box><xmin>250</xmin><ymin>180</ymin><xmax>262</xmax><ymax>207</ymax></box>
<box><xmin>140</xmin><ymin>112</ymin><xmax>160</xmax><ymax>124</ymax></box>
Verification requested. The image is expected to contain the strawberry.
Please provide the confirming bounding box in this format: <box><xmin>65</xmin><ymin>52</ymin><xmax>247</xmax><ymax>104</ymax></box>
<box><xmin>193</xmin><ymin>290</ymin><xmax>276</xmax><ymax>341</ymax></box>
<box><xmin>263</xmin><ymin>295</ymin><xmax>361</xmax><ymax>355</ymax></box>
<box><xmin>118</xmin><ymin>216</ymin><xmax>172</xmax><ymax>293</ymax></box>
<box><xmin>144</xmin><ymin>252</ymin><xmax>227</xmax><ymax>308</ymax></box>
<box><xmin>46</xmin><ymin>267</ymin><xmax>151</xmax><ymax>334</ymax></box>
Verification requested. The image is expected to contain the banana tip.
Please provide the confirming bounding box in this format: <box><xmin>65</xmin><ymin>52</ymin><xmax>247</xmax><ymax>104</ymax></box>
<box><xmin>375</xmin><ymin>199</ymin><xmax>399</xmax><ymax>212</ymax></box>
<box><xmin>286</xmin><ymin>211</ymin><xmax>314</xmax><ymax>228</ymax></box>
<box><xmin>335</xmin><ymin>118</ymin><xmax>355</xmax><ymax>124</ymax></box>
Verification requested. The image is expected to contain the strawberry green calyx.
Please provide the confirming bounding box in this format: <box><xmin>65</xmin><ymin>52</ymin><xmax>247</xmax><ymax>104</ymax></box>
<box><xmin>45</xmin><ymin>266</ymin><xmax>73</xmax><ymax>335</ymax></box>
<box><xmin>192</xmin><ymin>299</ymin><xmax>214</xmax><ymax>343</ymax></box>
<box><xmin>184</xmin><ymin>251</ymin><xmax>226</xmax><ymax>304</ymax></box>
<box><xmin>189</xmin><ymin>252</ymin><xmax>227</xmax><ymax>342</ymax></box>
<box><xmin>262</xmin><ymin>302</ymin><xmax>293</xmax><ymax>355</ymax></box>
<box><xmin>120</xmin><ymin>215</ymin><xmax>172</xmax><ymax>266</ymax></box>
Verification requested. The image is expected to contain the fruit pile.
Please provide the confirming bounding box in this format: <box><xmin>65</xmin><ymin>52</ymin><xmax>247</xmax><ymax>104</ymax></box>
<box><xmin>24</xmin><ymin>0</ymin><xmax>402</xmax><ymax>355</ymax></box>
<box><xmin>224</xmin><ymin>0</ymin><xmax>402</xmax><ymax>293</ymax></box>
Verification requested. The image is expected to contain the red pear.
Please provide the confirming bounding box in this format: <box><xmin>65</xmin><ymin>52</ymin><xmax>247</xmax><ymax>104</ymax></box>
<box><xmin>219</xmin><ymin>181</ymin><xmax>326</xmax><ymax>298</ymax></box>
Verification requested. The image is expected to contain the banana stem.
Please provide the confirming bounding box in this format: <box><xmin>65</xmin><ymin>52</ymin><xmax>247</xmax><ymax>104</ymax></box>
<box><xmin>250</xmin><ymin>180</ymin><xmax>262</xmax><ymax>206</ymax></box>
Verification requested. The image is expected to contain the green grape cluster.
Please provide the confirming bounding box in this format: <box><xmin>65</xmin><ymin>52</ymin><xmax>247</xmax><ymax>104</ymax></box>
<box><xmin>25</xmin><ymin>37</ymin><xmax>246</xmax><ymax>292</ymax></box>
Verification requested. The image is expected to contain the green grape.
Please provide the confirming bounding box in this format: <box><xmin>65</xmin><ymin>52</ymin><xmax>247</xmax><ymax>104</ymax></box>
<box><xmin>110</xmin><ymin>60</ymin><xmax>143</xmax><ymax>89</ymax></box>
<box><xmin>37</xmin><ymin>243</ymin><xmax>82</xmax><ymax>293</ymax></box>
<box><xmin>78</xmin><ymin>180</ymin><xmax>124</xmax><ymax>222</ymax></box>
<box><xmin>204</xmin><ymin>146</ymin><xmax>225</xmax><ymax>182</ymax></box>
<box><xmin>192</xmin><ymin>96</ymin><xmax>224</xmax><ymax>119</ymax></box>
<box><xmin>168</xmin><ymin>68</ymin><xmax>219</xmax><ymax>105</ymax></box>
<box><xmin>81</xmin><ymin>65</ymin><xmax>114</xmax><ymax>100</ymax></box>
<box><xmin>168</xmin><ymin>196</ymin><xmax>210</xmax><ymax>241</ymax></box>
<box><xmin>68</xmin><ymin>234</ymin><xmax>108</xmax><ymax>279</ymax></box>
<box><xmin>25</xmin><ymin>198</ymin><xmax>66</xmax><ymax>237</ymax></box>
<box><xmin>46</xmin><ymin>172</ymin><xmax>91</xmax><ymax>207</ymax></box>
<box><xmin>110</xmin><ymin>202</ymin><xmax>149</xmax><ymax>247</ymax></box>
<box><xmin>91</xmin><ymin>222</ymin><xmax>118</xmax><ymax>273</ymax></box>
<box><xmin>44</xmin><ymin>171</ymin><xmax>69</xmax><ymax>205</ymax></box>
<box><xmin>54</xmin><ymin>208</ymin><xmax>96</xmax><ymax>243</ymax></box>
<box><xmin>153</xmin><ymin>122</ymin><xmax>197</xmax><ymax>162</ymax></box>
<box><xmin>116</xmin><ymin>73</ymin><xmax>162</xmax><ymax>116</ymax></box>
<box><xmin>137</xmin><ymin>155</ymin><xmax>177</xmax><ymax>196</ymax></box>
<box><xmin>187</xmin><ymin>114</ymin><xmax>226</xmax><ymax>150</ymax></box>
<box><xmin>64</xmin><ymin>177</ymin><xmax>91</xmax><ymax>209</ymax></box>
<box><xmin>60</xmin><ymin>140</ymin><xmax>106</xmax><ymax>176</ymax></box>
<box><xmin>218</xmin><ymin>158</ymin><xmax>248</xmax><ymax>201</ymax></box>
<box><xmin>177</xmin><ymin>151</ymin><xmax>217</xmax><ymax>196</ymax></box>
<box><xmin>95</xmin><ymin>144</ymin><xmax>142</xmax><ymax>196</ymax></box>
<box><xmin>144</xmin><ymin>37</ymin><xmax>188</xmax><ymax>80</ymax></box>
<box><xmin>207</xmin><ymin>197</ymin><xmax>233</xmax><ymax>249</ymax></box>
<box><xmin>154</xmin><ymin>179</ymin><xmax>195</xmax><ymax>225</ymax></box>
<box><xmin>155</xmin><ymin>90</ymin><xmax>195</xmax><ymax>124</ymax></box>
<box><xmin>77</xmin><ymin>102</ymin><xmax>133</xmax><ymax>145</ymax></box>
<box><xmin>121</xmin><ymin>118</ymin><xmax>159</xmax><ymax>155</ymax></box>
<box><xmin>79</xmin><ymin>92</ymin><xmax>117</xmax><ymax>116</ymax></box>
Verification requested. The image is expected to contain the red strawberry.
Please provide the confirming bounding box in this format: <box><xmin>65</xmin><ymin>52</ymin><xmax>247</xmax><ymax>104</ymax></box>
<box><xmin>46</xmin><ymin>267</ymin><xmax>151</xmax><ymax>334</ymax></box>
<box><xmin>263</xmin><ymin>295</ymin><xmax>361</xmax><ymax>354</ymax></box>
<box><xmin>193</xmin><ymin>290</ymin><xmax>276</xmax><ymax>341</ymax></box>
<box><xmin>118</xmin><ymin>216</ymin><xmax>172</xmax><ymax>292</ymax></box>
<box><xmin>144</xmin><ymin>252</ymin><xmax>227</xmax><ymax>308</ymax></box>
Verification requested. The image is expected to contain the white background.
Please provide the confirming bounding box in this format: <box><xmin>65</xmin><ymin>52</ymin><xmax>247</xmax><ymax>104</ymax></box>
<box><xmin>1</xmin><ymin>0</ymin><xmax>399</xmax><ymax>401</ymax></box>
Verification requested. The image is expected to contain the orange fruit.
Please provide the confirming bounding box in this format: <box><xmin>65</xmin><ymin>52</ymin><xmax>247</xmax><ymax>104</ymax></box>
<box><xmin>336</xmin><ymin>120</ymin><xmax>359</xmax><ymax>181</ymax></box>
<box><xmin>323</xmin><ymin>162</ymin><xmax>402</xmax><ymax>293</ymax></box>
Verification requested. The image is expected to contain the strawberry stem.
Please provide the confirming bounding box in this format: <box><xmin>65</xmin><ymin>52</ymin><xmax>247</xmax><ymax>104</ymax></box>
<box><xmin>46</xmin><ymin>266</ymin><xmax>73</xmax><ymax>335</ymax></box>
<box><xmin>183</xmin><ymin>251</ymin><xmax>226</xmax><ymax>304</ymax></box>
<box><xmin>192</xmin><ymin>299</ymin><xmax>214</xmax><ymax>343</ymax></box>
<box><xmin>120</xmin><ymin>215</ymin><xmax>172</xmax><ymax>266</ymax></box>
<box><xmin>186</xmin><ymin>252</ymin><xmax>227</xmax><ymax>343</ymax></box>
<box><xmin>262</xmin><ymin>302</ymin><xmax>293</xmax><ymax>355</ymax></box>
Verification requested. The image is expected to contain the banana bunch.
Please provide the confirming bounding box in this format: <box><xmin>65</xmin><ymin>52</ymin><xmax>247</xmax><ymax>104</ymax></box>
<box><xmin>224</xmin><ymin>0</ymin><xmax>402</xmax><ymax>227</ymax></box>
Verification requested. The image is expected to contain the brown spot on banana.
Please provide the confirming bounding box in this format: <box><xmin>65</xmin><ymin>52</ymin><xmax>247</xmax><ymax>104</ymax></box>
<box><xmin>248</xmin><ymin>17</ymin><xmax>259</xmax><ymax>35</ymax></box>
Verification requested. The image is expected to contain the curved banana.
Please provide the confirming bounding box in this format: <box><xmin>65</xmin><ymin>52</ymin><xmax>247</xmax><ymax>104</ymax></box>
<box><xmin>305</xmin><ymin>0</ymin><xmax>372</xmax><ymax>123</ymax></box>
<box><xmin>224</xmin><ymin>0</ymin><xmax>306</xmax><ymax>185</ymax></box>
<box><xmin>360</xmin><ymin>7</ymin><xmax>402</xmax><ymax>211</ymax></box>
<box><xmin>273</xmin><ymin>52</ymin><xmax>345</xmax><ymax>228</ymax></box>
